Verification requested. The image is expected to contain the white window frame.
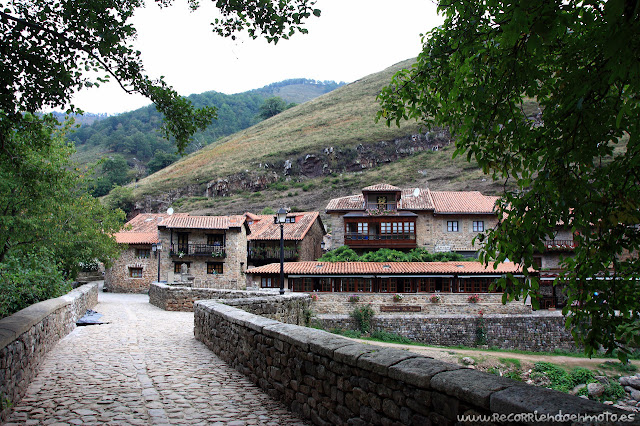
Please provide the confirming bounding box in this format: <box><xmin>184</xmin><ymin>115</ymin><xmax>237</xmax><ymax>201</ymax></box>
<box><xmin>447</xmin><ymin>221</ymin><xmax>459</xmax><ymax>232</ymax></box>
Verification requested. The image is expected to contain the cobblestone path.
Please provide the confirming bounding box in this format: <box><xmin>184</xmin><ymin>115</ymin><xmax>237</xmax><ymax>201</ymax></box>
<box><xmin>4</xmin><ymin>291</ymin><xmax>308</xmax><ymax>426</ymax></box>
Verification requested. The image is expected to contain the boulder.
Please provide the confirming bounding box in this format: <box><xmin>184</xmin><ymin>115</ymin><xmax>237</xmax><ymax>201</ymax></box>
<box><xmin>461</xmin><ymin>357</ymin><xmax>475</xmax><ymax>366</ymax></box>
<box><xmin>587</xmin><ymin>382</ymin><xmax>605</xmax><ymax>398</ymax></box>
<box><xmin>570</xmin><ymin>384</ymin><xmax>587</xmax><ymax>395</ymax></box>
<box><xmin>627</xmin><ymin>376</ymin><xmax>640</xmax><ymax>389</ymax></box>
<box><xmin>631</xmin><ymin>390</ymin><xmax>640</xmax><ymax>402</ymax></box>
<box><xmin>620</xmin><ymin>376</ymin><xmax>630</xmax><ymax>386</ymax></box>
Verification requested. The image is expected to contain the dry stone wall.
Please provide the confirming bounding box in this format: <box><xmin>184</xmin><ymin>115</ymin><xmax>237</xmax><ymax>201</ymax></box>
<box><xmin>149</xmin><ymin>283</ymin><xmax>309</xmax><ymax>324</ymax></box>
<box><xmin>0</xmin><ymin>283</ymin><xmax>98</xmax><ymax>422</ymax></box>
<box><xmin>194</xmin><ymin>300</ymin><xmax>634</xmax><ymax>425</ymax></box>
<box><xmin>319</xmin><ymin>313</ymin><xmax>577</xmax><ymax>352</ymax></box>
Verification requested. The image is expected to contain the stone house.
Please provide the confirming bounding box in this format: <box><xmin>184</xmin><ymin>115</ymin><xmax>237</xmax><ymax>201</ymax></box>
<box><xmin>104</xmin><ymin>213</ymin><xmax>170</xmax><ymax>293</ymax></box>
<box><xmin>157</xmin><ymin>214</ymin><xmax>249</xmax><ymax>290</ymax></box>
<box><xmin>326</xmin><ymin>184</ymin><xmax>499</xmax><ymax>256</ymax></box>
<box><xmin>245</xmin><ymin>211</ymin><xmax>325</xmax><ymax>268</ymax></box>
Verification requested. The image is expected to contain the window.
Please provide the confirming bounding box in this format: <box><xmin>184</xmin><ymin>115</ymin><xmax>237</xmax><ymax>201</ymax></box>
<box><xmin>447</xmin><ymin>221</ymin><xmax>459</xmax><ymax>232</ymax></box>
<box><xmin>174</xmin><ymin>262</ymin><xmax>191</xmax><ymax>273</ymax></box>
<box><xmin>207</xmin><ymin>263</ymin><xmax>223</xmax><ymax>274</ymax></box>
<box><xmin>135</xmin><ymin>248</ymin><xmax>150</xmax><ymax>258</ymax></box>
<box><xmin>262</xmin><ymin>277</ymin><xmax>275</xmax><ymax>288</ymax></box>
<box><xmin>207</xmin><ymin>234</ymin><xmax>224</xmax><ymax>246</ymax></box>
<box><xmin>285</xmin><ymin>216</ymin><xmax>296</xmax><ymax>223</ymax></box>
<box><xmin>357</xmin><ymin>222</ymin><xmax>368</xmax><ymax>235</ymax></box>
<box><xmin>129</xmin><ymin>267</ymin><xmax>143</xmax><ymax>278</ymax></box>
<box><xmin>380</xmin><ymin>223</ymin><xmax>391</xmax><ymax>234</ymax></box>
<box><xmin>473</xmin><ymin>221</ymin><xmax>484</xmax><ymax>232</ymax></box>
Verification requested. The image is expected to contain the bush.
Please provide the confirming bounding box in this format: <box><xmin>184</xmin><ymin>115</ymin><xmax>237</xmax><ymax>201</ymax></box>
<box><xmin>351</xmin><ymin>304</ymin><xmax>375</xmax><ymax>334</ymax></box>
<box><xmin>533</xmin><ymin>362</ymin><xmax>573</xmax><ymax>393</ymax></box>
<box><xmin>601</xmin><ymin>382</ymin><xmax>626</xmax><ymax>402</ymax></box>
<box><xmin>569</xmin><ymin>367</ymin><xmax>595</xmax><ymax>386</ymax></box>
<box><xmin>0</xmin><ymin>250</ymin><xmax>72</xmax><ymax>319</ymax></box>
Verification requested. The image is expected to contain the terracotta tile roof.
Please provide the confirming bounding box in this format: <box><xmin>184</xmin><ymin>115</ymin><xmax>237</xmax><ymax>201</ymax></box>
<box><xmin>114</xmin><ymin>213</ymin><xmax>172</xmax><ymax>244</ymax></box>
<box><xmin>247</xmin><ymin>212</ymin><xmax>321</xmax><ymax>241</ymax></box>
<box><xmin>245</xmin><ymin>261</ymin><xmax>524</xmax><ymax>275</ymax></box>
<box><xmin>326</xmin><ymin>185</ymin><xmax>498</xmax><ymax>215</ymax></box>
<box><xmin>362</xmin><ymin>183</ymin><xmax>402</xmax><ymax>192</ymax></box>
<box><xmin>114</xmin><ymin>232</ymin><xmax>159</xmax><ymax>245</ymax></box>
<box><xmin>397</xmin><ymin>188</ymin><xmax>434</xmax><ymax>210</ymax></box>
<box><xmin>326</xmin><ymin>187</ymin><xmax>435</xmax><ymax>211</ymax></box>
<box><xmin>159</xmin><ymin>214</ymin><xmax>246</xmax><ymax>230</ymax></box>
<box><xmin>431</xmin><ymin>191</ymin><xmax>498</xmax><ymax>214</ymax></box>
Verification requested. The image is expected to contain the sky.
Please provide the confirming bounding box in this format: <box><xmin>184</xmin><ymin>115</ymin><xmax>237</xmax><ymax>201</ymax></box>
<box><xmin>70</xmin><ymin>0</ymin><xmax>444</xmax><ymax>115</ymax></box>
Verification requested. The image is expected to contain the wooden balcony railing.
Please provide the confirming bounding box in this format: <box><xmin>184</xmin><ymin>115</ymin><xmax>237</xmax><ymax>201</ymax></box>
<box><xmin>544</xmin><ymin>240</ymin><xmax>577</xmax><ymax>251</ymax></box>
<box><xmin>365</xmin><ymin>202</ymin><xmax>398</xmax><ymax>212</ymax></box>
<box><xmin>170</xmin><ymin>243</ymin><xmax>226</xmax><ymax>258</ymax></box>
<box><xmin>345</xmin><ymin>233</ymin><xmax>415</xmax><ymax>241</ymax></box>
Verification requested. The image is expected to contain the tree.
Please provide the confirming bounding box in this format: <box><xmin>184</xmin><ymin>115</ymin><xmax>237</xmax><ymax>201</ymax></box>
<box><xmin>0</xmin><ymin>0</ymin><xmax>320</xmax><ymax>153</ymax></box>
<box><xmin>377</xmin><ymin>0</ymin><xmax>640</xmax><ymax>359</ymax></box>
<box><xmin>0</xmin><ymin>114</ymin><xmax>124</xmax><ymax>277</ymax></box>
<box><xmin>259</xmin><ymin>96</ymin><xmax>288</xmax><ymax>119</ymax></box>
<box><xmin>147</xmin><ymin>150</ymin><xmax>179</xmax><ymax>175</ymax></box>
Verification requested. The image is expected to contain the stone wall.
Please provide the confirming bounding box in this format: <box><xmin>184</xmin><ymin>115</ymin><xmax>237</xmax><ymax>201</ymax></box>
<box><xmin>311</xmin><ymin>292</ymin><xmax>531</xmax><ymax>315</ymax></box>
<box><xmin>105</xmin><ymin>244</ymin><xmax>158</xmax><ymax>293</ymax></box>
<box><xmin>299</xmin><ymin>219</ymin><xmax>325</xmax><ymax>261</ymax></box>
<box><xmin>318</xmin><ymin>313</ymin><xmax>577</xmax><ymax>352</ymax></box>
<box><xmin>0</xmin><ymin>283</ymin><xmax>98</xmax><ymax>422</ymax></box>
<box><xmin>430</xmin><ymin>214</ymin><xmax>498</xmax><ymax>253</ymax></box>
<box><xmin>194</xmin><ymin>300</ymin><xmax>631</xmax><ymax>425</ymax></box>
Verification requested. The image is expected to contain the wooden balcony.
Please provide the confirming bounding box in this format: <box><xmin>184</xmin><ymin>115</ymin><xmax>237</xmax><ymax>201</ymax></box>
<box><xmin>543</xmin><ymin>240</ymin><xmax>577</xmax><ymax>251</ymax></box>
<box><xmin>345</xmin><ymin>233</ymin><xmax>416</xmax><ymax>249</ymax></box>
<box><xmin>170</xmin><ymin>243</ymin><xmax>226</xmax><ymax>258</ymax></box>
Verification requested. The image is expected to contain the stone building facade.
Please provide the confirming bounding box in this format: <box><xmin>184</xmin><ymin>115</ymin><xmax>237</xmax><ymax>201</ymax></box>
<box><xmin>246</xmin><ymin>211</ymin><xmax>325</xmax><ymax>268</ymax></box>
<box><xmin>157</xmin><ymin>214</ymin><xmax>248</xmax><ymax>290</ymax></box>
<box><xmin>104</xmin><ymin>213</ymin><xmax>168</xmax><ymax>293</ymax></box>
<box><xmin>326</xmin><ymin>184</ymin><xmax>499</xmax><ymax>256</ymax></box>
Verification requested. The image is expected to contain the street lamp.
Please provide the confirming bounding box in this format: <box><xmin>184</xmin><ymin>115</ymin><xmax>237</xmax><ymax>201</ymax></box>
<box><xmin>276</xmin><ymin>208</ymin><xmax>287</xmax><ymax>295</ymax></box>
<box><xmin>152</xmin><ymin>242</ymin><xmax>163</xmax><ymax>282</ymax></box>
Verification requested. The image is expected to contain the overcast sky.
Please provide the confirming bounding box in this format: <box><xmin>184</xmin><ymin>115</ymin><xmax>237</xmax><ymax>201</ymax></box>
<box><xmin>69</xmin><ymin>0</ymin><xmax>444</xmax><ymax>115</ymax></box>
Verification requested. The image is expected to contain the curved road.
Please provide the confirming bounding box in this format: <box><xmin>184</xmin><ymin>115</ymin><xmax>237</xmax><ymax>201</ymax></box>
<box><xmin>4</xmin><ymin>289</ymin><xmax>308</xmax><ymax>426</ymax></box>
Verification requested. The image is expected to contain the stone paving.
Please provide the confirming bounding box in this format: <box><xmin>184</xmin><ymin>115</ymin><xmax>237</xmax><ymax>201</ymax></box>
<box><xmin>4</xmin><ymin>289</ymin><xmax>308</xmax><ymax>425</ymax></box>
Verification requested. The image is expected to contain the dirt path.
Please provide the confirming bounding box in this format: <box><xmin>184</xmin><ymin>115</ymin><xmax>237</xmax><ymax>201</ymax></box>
<box><xmin>350</xmin><ymin>338</ymin><xmax>640</xmax><ymax>372</ymax></box>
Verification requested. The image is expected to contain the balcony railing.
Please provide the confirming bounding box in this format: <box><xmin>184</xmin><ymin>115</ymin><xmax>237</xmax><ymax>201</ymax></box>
<box><xmin>170</xmin><ymin>243</ymin><xmax>226</xmax><ymax>258</ymax></box>
<box><xmin>248</xmin><ymin>247</ymin><xmax>298</xmax><ymax>261</ymax></box>
<box><xmin>544</xmin><ymin>240</ymin><xmax>577</xmax><ymax>251</ymax></box>
<box><xmin>365</xmin><ymin>202</ymin><xmax>398</xmax><ymax>213</ymax></box>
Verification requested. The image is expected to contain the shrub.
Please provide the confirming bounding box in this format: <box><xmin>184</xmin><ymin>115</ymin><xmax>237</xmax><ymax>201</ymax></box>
<box><xmin>351</xmin><ymin>304</ymin><xmax>375</xmax><ymax>334</ymax></box>
<box><xmin>601</xmin><ymin>382</ymin><xmax>626</xmax><ymax>402</ymax></box>
<box><xmin>569</xmin><ymin>367</ymin><xmax>595</xmax><ymax>386</ymax></box>
<box><xmin>393</xmin><ymin>294</ymin><xmax>403</xmax><ymax>302</ymax></box>
<box><xmin>348</xmin><ymin>295</ymin><xmax>360</xmax><ymax>303</ymax></box>
<box><xmin>533</xmin><ymin>362</ymin><xmax>573</xmax><ymax>393</ymax></box>
<box><xmin>0</xmin><ymin>250</ymin><xmax>72</xmax><ymax>319</ymax></box>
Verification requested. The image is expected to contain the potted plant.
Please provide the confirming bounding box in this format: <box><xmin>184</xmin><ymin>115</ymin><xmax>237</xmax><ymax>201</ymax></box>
<box><xmin>393</xmin><ymin>294</ymin><xmax>403</xmax><ymax>302</ymax></box>
<box><xmin>310</xmin><ymin>294</ymin><xmax>319</xmax><ymax>302</ymax></box>
<box><xmin>468</xmin><ymin>294</ymin><xmax>481</xmax><ymax>303</ymax></box>
<box><xmin>430</xmin><ymin>295</ymin><xmax>441</xmax><ymax>303</ymax></box>
<box><xmin>348</xmin><ymin>295</ymin><xmax>360</xmax><ymax>303</ymax></box>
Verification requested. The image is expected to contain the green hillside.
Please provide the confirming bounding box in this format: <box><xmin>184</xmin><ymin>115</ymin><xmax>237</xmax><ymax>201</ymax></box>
<box><xmin>125</xmin><ymin>59</ymin><xmax>512</xmax><ymax>216</ymax></box>
<box><xmin>68</xmin><ymin>79</ymin><xmax>344</xmax><ymax>171</ymax></box>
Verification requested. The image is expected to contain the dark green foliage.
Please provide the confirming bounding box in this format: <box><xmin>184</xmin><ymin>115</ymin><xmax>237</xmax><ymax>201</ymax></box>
<box><xmin>503</xmin><ymin>370</ymin><xmax>522</xmax><ymax>381</ymax></box>
<box><xmin>351</xmin><ymin>304</ymin><xmax>375</xmax><ymax>334</ymax></box>
<box><xmin>0</xmin><ymin>250</ymin><xmax>72</xmax><ymax>319</ymax></box>
<box><xmin>601</xmin><ymin>382</ymin><xmax>626</xmax><ymax>402</ymax></box>
<box><xmin>330</xmin><ymin>328</ymin><xmax>362</xmax><ymax>339</ymax></box>
<box><xmin>147</xmin><ymin>150</ymin><xmax>180</xmax><ymax>174</ymax></box>
<box><xmin>569</xmin><ymin>367</ymin><xmax>595</xmax><ymax>387</ymax></box>
<box><xmin>317</xmin><ymin>246</ymin><xmax>360</xmax><ymax>262</ymax></box>
<box><xmin>599</xmin><ymin>361</ymin><xmax>638</xmax><ymax>373</ymax></box>
<box><xmin>475</xmin><ymin>316</ymin><xmax>488</xmax><ymax>346</ymax></box>
<box><xmin>319</xmin><ymin>247</ymin><xmax>467</xmax><ymax>263</ymax></box>
<box><xmin>258</xmin><ymin>96</ymin><xmax>288</xmax><ymax>119</ymax></box>
<box><xmin>378</xmin><ymin>0</ymin><xmax>640</xmax><ymax>360</ymax></box>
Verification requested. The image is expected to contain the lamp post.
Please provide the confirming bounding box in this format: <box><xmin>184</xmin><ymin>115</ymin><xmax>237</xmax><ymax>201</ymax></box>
<box><xmin>152</xmin><ymin>242</ymin><xmax>163</xmax><ymax>282</ymax></box>
<box><xmin>276</xmin><ymin>208</ymin><xmax>287</xmax><ymax>295</ymax></box>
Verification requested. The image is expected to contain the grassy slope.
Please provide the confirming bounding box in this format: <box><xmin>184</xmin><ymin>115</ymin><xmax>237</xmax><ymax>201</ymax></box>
<box><xmin>132</xmin><ymin>59</ymin><xmax>511</xmax><ymax>216</ymax></box>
